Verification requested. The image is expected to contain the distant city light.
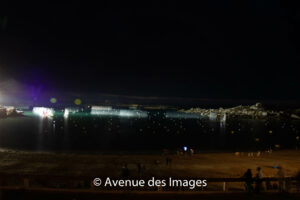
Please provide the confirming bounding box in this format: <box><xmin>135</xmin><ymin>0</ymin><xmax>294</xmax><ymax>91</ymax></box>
<box><xmin>165</xmin><ymin>112</ymin><xmax>201</xmax><ymax>119</ymax></box>
<box><xmin>64</xmin><ymin>109</ymin><xmax>69</xmax><ymax>118</ymax></box>
<box><xmin>183</xmin><ymin>146</ymin><xmax>188</xmax><ymax>151</ymax></box>
<box><xmin>64</xmin><ymin>108</ymin><xmax>79</xmax><ymax>118</ymax></box>
<box><xmin>33</xmin><ymin>107</ymin><xmax>54</xmax><ymax>118</ymax></box>
<box><xmin>119</xmin><ymin>110</ymin><xmax>137</xmax><ymax>117</ymax></box>
<box><xmin>209</xmin><ymin>112</ymin><xmax>217</xmax><ymax>120</ymax></box>
<box><xmin>91</xmin><ymin>106</ymin><xmax>112</xmax><ymax>111</ymax></box>
<box><xmin>91</xmin><ymin>107</ymin><xmax>147</xmax><ymax>118</ymax></box>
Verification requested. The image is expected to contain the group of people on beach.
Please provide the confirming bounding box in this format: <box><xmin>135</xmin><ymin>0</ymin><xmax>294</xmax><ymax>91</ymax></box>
<box><xmin>121</xmin><ymin>157</ymin><xmax>173</xmax><ymax>178</ymax></box>
<box><xmin>243</xmin><ymin>166</ymin><xmax>285</xmax><ymax>193</ymax></box>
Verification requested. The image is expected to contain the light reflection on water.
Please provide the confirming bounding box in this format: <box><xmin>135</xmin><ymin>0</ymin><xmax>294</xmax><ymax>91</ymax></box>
<box><xmin>0</xmin><ymin>109</ymin><xmax>299</xmax><ymax>152</ymax></box>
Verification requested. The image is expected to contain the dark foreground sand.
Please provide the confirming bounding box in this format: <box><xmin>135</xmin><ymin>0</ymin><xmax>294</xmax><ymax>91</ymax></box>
<box><xmin>0</xmin><ymin>149</ymin><xmax>300</xmax><ymax>178</ymax></box>
<box><xmin>1</xmin><ymin>190</ymin><xmax>300</xmax><ymax>200</ymax></box>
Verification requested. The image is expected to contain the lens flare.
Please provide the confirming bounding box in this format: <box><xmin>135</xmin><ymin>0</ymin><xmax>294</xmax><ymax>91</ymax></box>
<box><xmin>74</xmin><ymin>99</ymin><xmax>82</xmax><ymax>105</ymax></box>
<box><xmin>50</xmin><ymin>98</ymin><xmax>57</xmax><ymax>104</ymax></box>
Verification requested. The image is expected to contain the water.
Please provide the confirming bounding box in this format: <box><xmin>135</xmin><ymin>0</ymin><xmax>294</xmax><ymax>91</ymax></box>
<box><xmin>0</xmin><ymin>109</ymin><xmax>299</xmax><ymax>152</ymax></box>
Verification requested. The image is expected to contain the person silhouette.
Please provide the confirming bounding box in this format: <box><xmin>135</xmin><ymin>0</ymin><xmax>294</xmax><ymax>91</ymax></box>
<box><xmin>255</xmin><ymin>167</ymin><xmax>264</xmax><ymax>193</ymax></box>
<box><xmin>243</xmin><ymin>169</ymin><xmax>253</xmax><ymax>192</ymax></box>
<box><xmin>277</xmin><ymin>166</ymin><xmax>285</xmax><ymax>192</ymax></box>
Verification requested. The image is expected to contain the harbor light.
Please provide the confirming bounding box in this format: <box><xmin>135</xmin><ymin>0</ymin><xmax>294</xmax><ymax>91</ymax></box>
<box><xmin>33</xmin><ymin>107</ymin><xmax>54</xmax><ymax>118</ymax></box>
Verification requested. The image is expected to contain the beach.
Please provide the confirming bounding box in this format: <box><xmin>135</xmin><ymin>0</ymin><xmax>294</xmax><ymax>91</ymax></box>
<box><xmin>0</xmin><ymin>149</ymin><xmax>299</xmax><ymax>179</ymax></box>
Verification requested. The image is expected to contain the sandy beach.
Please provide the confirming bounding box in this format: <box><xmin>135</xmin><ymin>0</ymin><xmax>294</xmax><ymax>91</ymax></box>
<box><xmin>0</xmin><ymin>149</ymin><xmax>299</xmax><ymax>179</ymax></box>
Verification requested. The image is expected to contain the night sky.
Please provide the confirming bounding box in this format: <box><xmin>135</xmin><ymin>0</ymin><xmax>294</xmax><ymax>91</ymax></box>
<box><xmin>0</xmin><ymin>1</ymin><xmax>300</xmax><ymax>101</ymax></box>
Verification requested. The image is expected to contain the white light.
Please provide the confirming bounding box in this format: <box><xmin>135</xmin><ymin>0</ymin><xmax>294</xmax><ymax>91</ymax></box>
<box><xmin>33</xmin><ymin>107</ymin><xmax>54</xmax><ymax>118</ymax></box>
<box><xmin>64</xmin><ymin>108</ymin><xmax>79</xmax><ymax>118</ymax></box>
<box><xmin>64</xmin><ymin>109</ymin><xmax>69</xmax><ymax>118</ymax></box>
<box><xmin>91</xmin><ymin>107</ymin><xmax>147</xmax><ymax>118</ymax></box>
<box><xmin>119</xmin><ymin>110</ymin><xmax>134</xmax><ymax>117</ymax></box>
<box><xmin>209</xmin><ymin>112</ymin><xmax>217</xmax><ymax>120</ymax></box>
<box><xmin>91</xmin><ymin>106</ymin><xmax>112</xmax><ymax>111</ymax></box>
<box><xmin>91</xmin><ymin>109</ymin><xmax>119</xmax><ymax>116</ymax></box>
<box><xmin>119</xmin><ymin>110</ymin><xmax>147</xmax><ymax>118</ymax></box>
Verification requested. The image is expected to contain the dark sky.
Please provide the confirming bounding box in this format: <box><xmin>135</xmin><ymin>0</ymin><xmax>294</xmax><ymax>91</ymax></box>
<box><xmin>0</xmin><ymin>1</ymin><xmax>300</xmax><ymax>100</ymax></box>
